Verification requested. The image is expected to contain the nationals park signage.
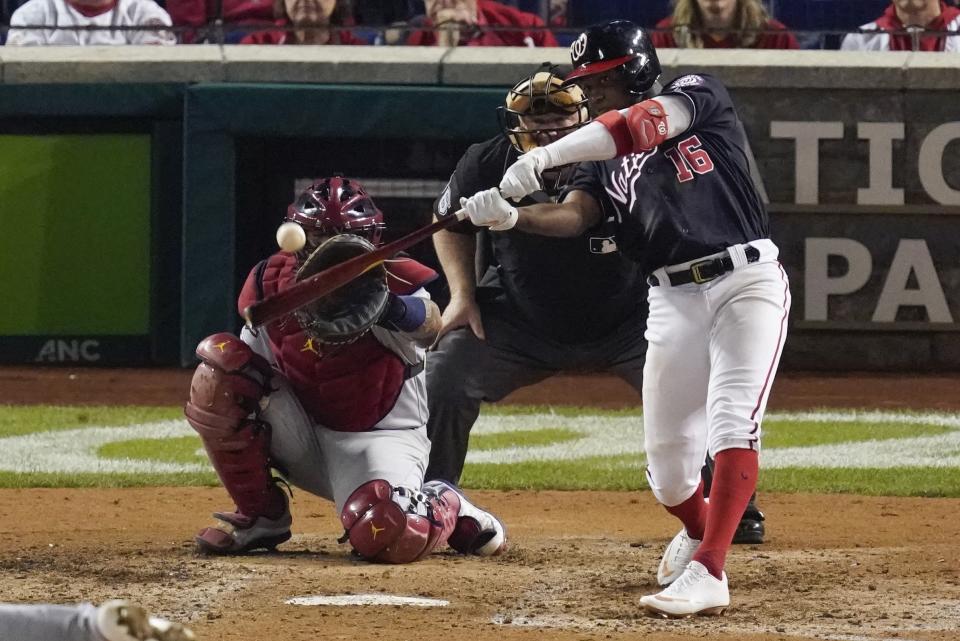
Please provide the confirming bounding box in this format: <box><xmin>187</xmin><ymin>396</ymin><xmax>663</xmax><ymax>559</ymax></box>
<box><xmin>761</xmin><ymin>118</ymin><xmax>959</xmax><ymax>331</ymax></box>
<box><xmin>717</xmin><ymin>68</ymin><xmax>960</xmax><ymax>368</ymax></box>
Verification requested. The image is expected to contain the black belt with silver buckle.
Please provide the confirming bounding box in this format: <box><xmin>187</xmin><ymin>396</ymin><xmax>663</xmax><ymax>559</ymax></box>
<box><xmin>648</xmin><ymin>245</ymin><xmax>760</xmax><ymax>287</ymax></box>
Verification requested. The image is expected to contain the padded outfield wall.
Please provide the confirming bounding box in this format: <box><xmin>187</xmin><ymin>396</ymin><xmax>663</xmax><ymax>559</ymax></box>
<box><xmin>0</xmin><ymin>47</ymin><xmax>957</xmax><ymax>370</ymax></box>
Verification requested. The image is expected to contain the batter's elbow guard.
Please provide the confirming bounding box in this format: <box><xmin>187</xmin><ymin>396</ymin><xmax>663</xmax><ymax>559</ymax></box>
<box><xmin>597</xmin><ymin>99</ymin><xmax>668</xmax><ymax>155</ymax></box>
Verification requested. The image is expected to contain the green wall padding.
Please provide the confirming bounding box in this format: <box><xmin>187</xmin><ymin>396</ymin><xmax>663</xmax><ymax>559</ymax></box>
<box><xmin>0</xmin><ymin>134</ymin><xmax>152</xmax><ymax>335</ymax></box>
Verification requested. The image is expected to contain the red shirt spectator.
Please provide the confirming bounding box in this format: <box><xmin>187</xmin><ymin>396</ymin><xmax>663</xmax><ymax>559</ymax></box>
<box><xmin>841</xmin><ymin>1</ymin><xmax>960</xmax><ymax>51</ymax></box>
<box><xmin>167</xmin><ymin>0</ymin><xmax>358</xmax><ymax>43</ymax></box>
<box><xmin>406</xmin><ymin>0</ymin><xmax>558</xmax><ymax>47</ymax></box>
<box><xmin>652</xmin><ymin>15</ymin><xmax>798</xmax><ymax>48</ymax></box>
<box><xmin>166</xmin><ymin>0</ymin><xmax>273</xmax><ymax>42</ymax></box>
<box><xmin>651</xmin><ymin>0</ymin><xmax>799</xmax><ymax>49</ymax></box>
<box><xmin>240</xmin><ymin>22</ymin><xmax>363</xmax><ymax>44</ymax></box>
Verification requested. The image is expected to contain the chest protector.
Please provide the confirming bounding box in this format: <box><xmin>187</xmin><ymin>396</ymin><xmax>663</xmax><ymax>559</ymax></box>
<box><xmin>239</xmin><ymin>252</ymin><xmax>436</xmax><ymax>432</ymax></box>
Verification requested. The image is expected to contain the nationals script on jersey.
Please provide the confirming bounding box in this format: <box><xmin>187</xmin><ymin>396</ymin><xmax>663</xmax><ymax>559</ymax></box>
<box><xmin>568</xmin><ymin>74</ymin><xmax>768</xmax><ymax>275</ymax></box>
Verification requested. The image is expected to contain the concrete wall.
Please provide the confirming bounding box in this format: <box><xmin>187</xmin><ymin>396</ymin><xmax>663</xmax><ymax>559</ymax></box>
<box><xmin>1</xmin><ymin>46</ymin><xmax>959</xmax><ymax>88</ymax></box>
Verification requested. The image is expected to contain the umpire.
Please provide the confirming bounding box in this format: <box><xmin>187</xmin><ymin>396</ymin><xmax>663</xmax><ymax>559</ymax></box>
<box><xmin>425</xmin><ymin>65</ymin><xmax>765</xmax><ymax>544</ymax></box>
<box><xmin>424</xmin><ymin>65</ymin><xmax>648</xmax><ymax>483</ymax></box>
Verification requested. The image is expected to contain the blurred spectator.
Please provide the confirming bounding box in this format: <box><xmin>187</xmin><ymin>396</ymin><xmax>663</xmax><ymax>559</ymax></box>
<box><xmin>166</xmin><ymin>0</ymin><xmax>357</xmax><ymax>42</ymax></box>
<box><xmin>651</xmin><ymin>0</ymin><xmax>799</xmax><ymax>49</ymax></box>
<box><xmin>166</xmin><ymin>0</ymin><xmax>272</xmax><ymax>42</ymax></box>
<box><xmin>239</xmin><ymin>0</ymin><xmax>363</xmax><ymax>43</ymax></box>
<box><xmin>5</xmin><ymin>0</ymin><xmax>175</xmax><ymax>44</ymax></box>
<box><xmin>548</xmin><ymin>0</ymin><xmax>567</xmax><ymax>27</ymax></box>
<box><xmin>353</xmin><ymin>0</ymin><xmax>420</xmax><ymax>25</ymax></box>
<box><xmin>841</xmin><ymin>0</ymin><xmax>960</xmax><ymax>50</ymax></box>
<box><xmin>516</xmin><ymin>0</ymin><xmax>568</xmax><ymax>27</ymax></box>
<box><xmin>405</xmin><ymin>0</ymin><xmax>558</xmax><ymax>46</ymax></box>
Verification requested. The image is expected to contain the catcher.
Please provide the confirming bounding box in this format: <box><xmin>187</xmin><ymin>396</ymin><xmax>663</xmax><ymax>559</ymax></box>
<box><xmin>184</xmin><ymin>176</ymin><xmax>506</xmax><ymax>563</ymax></box>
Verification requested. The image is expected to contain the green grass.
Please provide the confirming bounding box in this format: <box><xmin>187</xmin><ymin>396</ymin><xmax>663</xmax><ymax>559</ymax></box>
<box><xmin>470</xmin><ymin>428</ymin><xmax>583</xmax><ymax>450</ymax></box>
<box><xmin>0</xmin><ymin>405</ymin><xmax>182</xmax><ymax>436</ymax></box>
<box><xmin>0</xmin><ymin>471</ymin><xmax>217</xmax><ymax>489</ymax></box>
<box><xmin>757</xmin><ymin>467</ymin><xmax>960</xmax><ymax>497</ymax></box>
<box><xmin>761</xmin><ymin>419</ymin><xmax>949</xmax><ymax>448</ymax></box>
<box><xmin>461</xmin><ymin>455</ymin><xmax>644</xmax><ymax>491</ymax></box>
<box><xmin>461</xmin><ymin>461</ymin><xmax>960</xmax><ymax>497</ymax></box>
<box><xmin>478</xmin><ymin>405</ymin><xmax>643</xmax><ymax>417</ymax></box>
<box><xmin>99</xmin><ymin>436</ymin><xmax>207</xmax><ymax>465</ymax></box>
<box><xmin>0</xmin><ymin>404</ymin><xmax>958</xmax><ymax>496</ymax></box>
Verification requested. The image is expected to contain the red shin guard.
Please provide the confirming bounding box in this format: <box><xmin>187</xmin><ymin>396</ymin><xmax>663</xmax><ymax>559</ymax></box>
<box><xmin>692</xmin><ymin>448</ymin><xmax>759</xmax><ymax>579</ymax></box>
<box><xmin>340</xmin><ymin>480</ymin><xmax>459</xmax><ymax>564</ymax></box>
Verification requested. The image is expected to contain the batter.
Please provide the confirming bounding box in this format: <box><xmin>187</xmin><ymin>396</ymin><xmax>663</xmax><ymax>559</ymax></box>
<box><xmin>459</xmin><ymin>20</ymin><xmax>791</xmax><ymax>617</ymax></box>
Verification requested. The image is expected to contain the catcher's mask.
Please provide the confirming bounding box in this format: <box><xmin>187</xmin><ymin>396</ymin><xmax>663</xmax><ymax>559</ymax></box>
<box><xmin>498</xmin><ymin>65</ymin><xmax>590</xmax><ymax>154</ymax></box>
<box><xmin>286</xmin><ymin>176</ymin><xmax>386</xmax><ymax>247</ymax></box>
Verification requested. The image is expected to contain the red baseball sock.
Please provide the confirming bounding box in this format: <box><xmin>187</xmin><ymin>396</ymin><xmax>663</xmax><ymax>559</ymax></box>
<box><xmin>664</xmin><ymin>480</ymin><xmax>707</xmax><ymax>541</ymax></box>
<box><xmin>692</xmin><ymin>448</ymin><xmax>759</xmax><ymax>579</ymax></box>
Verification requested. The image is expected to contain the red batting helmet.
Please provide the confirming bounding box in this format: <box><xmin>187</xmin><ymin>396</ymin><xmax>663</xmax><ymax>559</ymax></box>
<box><xmin>286</xmin><ymin>176</ymin><xmax>385</xmax><ymax>246</ymax></box>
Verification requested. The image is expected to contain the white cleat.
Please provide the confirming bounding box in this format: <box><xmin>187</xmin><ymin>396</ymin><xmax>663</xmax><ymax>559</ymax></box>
<box><xmin>96</xmin><ymin>600</ymin><xmax>195</xmax><ymax>641</ymax></box>
<box><xmin>657</xmin><ymin>529</ymin><xmax>701</xmax><ymax>586</ymax></box>
<box><xmin>455</xmin><ymin>495</ymin><xmax>507</xmax><ymax>556</ymax></box>
<box><xmin>640</xmin><ymin>561</ymin><xmax>729</xmax><ymax>618</ymax></box>
<box><xmin>424</xmin><ymin>480</ymin><xmax>507</xmax><ymax>556</ymax></box>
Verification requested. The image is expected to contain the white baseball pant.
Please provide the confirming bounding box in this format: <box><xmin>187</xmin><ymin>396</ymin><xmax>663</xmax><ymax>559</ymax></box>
<box><xmin>642</xmin><ymin>239</ymin><xmax>791</xmax><ymax>507</ymax></box>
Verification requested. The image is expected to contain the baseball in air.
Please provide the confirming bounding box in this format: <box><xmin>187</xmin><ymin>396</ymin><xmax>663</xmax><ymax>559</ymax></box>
<box><xmin>276</xmin><ymin>222</ymin><xmax>306</xmax><ymax>252</ymax></box>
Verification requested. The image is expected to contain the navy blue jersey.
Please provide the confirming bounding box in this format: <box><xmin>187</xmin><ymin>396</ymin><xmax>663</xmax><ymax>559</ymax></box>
<box><xmin>568</xmin><ymin>73</ymin><xmax>768</xmax><ymax>275</ymax></box>
<box><xmin>434</xmin><ymin>135</ymin><xmax>647</xmax><ymax>343</ymax></box>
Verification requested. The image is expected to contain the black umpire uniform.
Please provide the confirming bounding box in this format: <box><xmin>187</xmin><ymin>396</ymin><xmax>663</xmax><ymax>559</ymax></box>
<box><xmin>424</xmin><ymin>134</ymin><xmax>649</xmax><ymax>484</ymax></box>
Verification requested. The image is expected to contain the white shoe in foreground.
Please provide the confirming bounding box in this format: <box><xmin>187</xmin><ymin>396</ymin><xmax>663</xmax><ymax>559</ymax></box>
<box><xmin>96</xmin><ymin>600</ymin><xmax>195</xmax><ymax>641</ymax></box>
<box><xmin>423</xmin><ymin>480</ymin><xmax>507</xmax><ymax>556</ymax></box>
<box><xmin>657</xmin><ymin>528</ymin><xmax>701</xmax><ymax>586</ymax></box>
<box><xmin>640</xmin><ymin>561</ymin><xmax>729</xmax><ymax>618</ymax></box>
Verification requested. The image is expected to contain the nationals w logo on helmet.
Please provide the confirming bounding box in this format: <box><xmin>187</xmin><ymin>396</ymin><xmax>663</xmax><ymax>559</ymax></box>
<box><xmin>571</xmin><ymin>33</ymin><xmax>588</xmax><ymax>64</ymax></box>
<box><xmin>565</xmin><ymin>20</ymin><xmax>662</xmax><ymax>98</ymax></box>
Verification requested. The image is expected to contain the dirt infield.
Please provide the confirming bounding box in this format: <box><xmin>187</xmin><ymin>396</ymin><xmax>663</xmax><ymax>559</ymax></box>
<box><xmin>4</xmin><ymin>366</ymin><xmax>960</xmax><ymax>410</ymax></box>
<box><xmin>1</xmin><ymin>367</ymin><xmax>959</xmax><ymax>641</ymax></box>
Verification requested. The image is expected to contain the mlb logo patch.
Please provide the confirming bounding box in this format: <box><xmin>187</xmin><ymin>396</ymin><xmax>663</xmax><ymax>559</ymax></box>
<box><xmin>589</xmin><ymin>236</ymin><xmax>618</xmax><ymax>254</ymax></box>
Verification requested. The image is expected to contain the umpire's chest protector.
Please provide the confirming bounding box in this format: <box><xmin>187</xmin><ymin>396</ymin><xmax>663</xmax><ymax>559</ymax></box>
<box><xmin>243</xmin><ymin>252</ymin><xmax>411</xmax><ymax>432</ymax></box>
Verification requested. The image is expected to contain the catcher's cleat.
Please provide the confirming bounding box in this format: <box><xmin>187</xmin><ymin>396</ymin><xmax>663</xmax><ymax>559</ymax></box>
<box><xmin>195</xmin><ymin>506</ymin><xmax>292</xmax><ymax>555</ymax></box>
<box><xmin>732</xmin><ymin>506</ymin><xmax>765</xmax><ymax>545</ymax></box>
<box><xmin>96</xmin><ymin>600</ymin><xmax>195</xmax><ymax>641</ymax></box>
<box><xmin>657</xmin><ymin>528</ymin><xmax>702</xmax><ymax>587</ymax></box>
<box><xmin>423</xmin><ymin>480</ymin><xmax>506</xmax><ymax>556</ymax></box>
<box><xmin>640</xmin><ymin>561</ymin><xmax>729</xmax><ymax>618</ymax></box>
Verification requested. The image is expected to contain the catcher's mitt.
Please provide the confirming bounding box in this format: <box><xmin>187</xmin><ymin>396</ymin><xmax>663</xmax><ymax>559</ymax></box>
<box><xmin>293</xmin><ymin>234</ymin><xmax>389</xmax><ymax>345</ymax></box>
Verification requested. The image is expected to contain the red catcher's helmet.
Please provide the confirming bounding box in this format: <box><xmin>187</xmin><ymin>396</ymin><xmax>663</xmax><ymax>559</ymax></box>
<box><xmin>286</xmin><ymin>176</ymin><xmax>385</xmax><ymax>246</ymax></box>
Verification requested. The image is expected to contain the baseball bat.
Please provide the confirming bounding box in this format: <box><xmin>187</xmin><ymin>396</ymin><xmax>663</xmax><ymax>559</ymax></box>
<box><xmin>243</xmin><ymin>209</ymin><xmax>468</xmax><ymax>328</ymax></box>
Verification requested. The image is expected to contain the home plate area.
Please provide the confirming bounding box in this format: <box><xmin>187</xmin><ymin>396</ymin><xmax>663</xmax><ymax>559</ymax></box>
<box><xmin>1</xmin><ymin>487</ymin><xmax>956</xmax><ymax>641</ymax></box>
